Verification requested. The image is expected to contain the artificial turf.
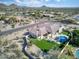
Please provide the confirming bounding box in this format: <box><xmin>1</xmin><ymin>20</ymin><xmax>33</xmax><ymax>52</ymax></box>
<box><xmin>30</xmin><ymin>39</ymin><xmax>60</xmax><ymax>52</ymax></box>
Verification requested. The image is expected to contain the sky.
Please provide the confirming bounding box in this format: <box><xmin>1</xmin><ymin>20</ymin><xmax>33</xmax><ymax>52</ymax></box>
<box><xmin>0</xmin><ymin>0</ymin><xmax>79</xmax><ymax>7</ymax></box>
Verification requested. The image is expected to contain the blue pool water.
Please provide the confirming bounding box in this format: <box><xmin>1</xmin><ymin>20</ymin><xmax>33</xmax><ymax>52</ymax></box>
<box><xmin>74</xmin><ymin>49</ymin><xmax>79</xmax><ymax>59</ymax></box>
<box><xmin>56</xmin><ymin>35</ymin><xmax>68</xmax><ymax>43</ymax></box>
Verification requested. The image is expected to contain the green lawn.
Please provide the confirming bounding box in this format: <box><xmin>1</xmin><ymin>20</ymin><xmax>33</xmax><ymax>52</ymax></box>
<box><xmin>73</xmin><ymin>29</ymin><xmax>79</xmax><ymax>35</ymax></box>
<box><xmin>72</xmin><ymin>29</ymin><xmax>79</xmax><ymax>46</ymax></box>
<box><xmin>30</xmin><ymin>39</ymin><xmax>60</xmax><ymax>52</ymax></box>
<box><xmin>61</xmin><ymin>31</ymin><xmax>69</xmax><ymax>36</ymax></box>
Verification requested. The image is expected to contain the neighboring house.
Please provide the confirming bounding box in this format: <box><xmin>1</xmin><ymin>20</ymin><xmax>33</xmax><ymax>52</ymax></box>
<box><xmin>43</xmin><ymin>14</ymin><xmax>54</xmax><ymax>18</ymax></box>
<box><xmin>0</xmin><ymin>12</ymin><xmax>5</xmax><ymax>16</ymax></box>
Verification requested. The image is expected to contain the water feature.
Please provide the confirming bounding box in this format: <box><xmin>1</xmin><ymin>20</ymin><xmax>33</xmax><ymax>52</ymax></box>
<box><xmin>55</xmin><ymin>35</ymin><xmax>69</xmax><ymax>43</ymax></box>
<box><xmin>74</xmin><ymin>48</ymin><xmax>79</xmax><ymax>59</ymax></box>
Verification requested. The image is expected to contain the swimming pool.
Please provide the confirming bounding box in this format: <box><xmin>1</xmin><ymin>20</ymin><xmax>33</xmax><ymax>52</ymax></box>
<box><xmin>74</xmin><ymin>48</ymin><xmax>79</xmax><ymax>59</ymax></box>
<box><xmin>55</xmin><ymin>35</ymin><xmax>69</xmax><ymax>43</ymax></box>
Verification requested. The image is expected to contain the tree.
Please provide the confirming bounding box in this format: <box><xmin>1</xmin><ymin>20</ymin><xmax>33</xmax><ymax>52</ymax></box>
<box><xmin>11</xmin><ymin>24</ymin><xmax>15</xmax><ymax>28</ymax></box>
<box><xmin>9</xmin><ymin>17</ymin><xmax>17</xmax><ymax>24</ymax></box>
<box><xmin>0</xmin><ymin>16</ymin><xmax>6</xmax><ymax>21</ymax></box>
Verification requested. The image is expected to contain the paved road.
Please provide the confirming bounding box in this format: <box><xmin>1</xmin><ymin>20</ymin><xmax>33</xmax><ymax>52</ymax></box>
<box><xmin>0</xmin><ymin>21</ymin><xmax>48</xmax><ymax>36</ymax></box>
<box><xmin>22</xmin><ymin>37</ymin><xmax>34</xmax><ymax>59</ymax></box>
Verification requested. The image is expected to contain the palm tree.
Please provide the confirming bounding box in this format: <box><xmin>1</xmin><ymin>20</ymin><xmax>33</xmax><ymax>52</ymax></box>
<box><xmin>58</xmin><ymin>30</ymin><xmax>73</xmax><ymax>58</ymax></box>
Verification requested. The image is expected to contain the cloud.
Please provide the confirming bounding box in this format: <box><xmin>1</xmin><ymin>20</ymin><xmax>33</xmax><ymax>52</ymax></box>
<box><xmin>0</xmin><ymin>1</ymin><xmax>10</xmax><ymax>5</ymax></box>
<box><xmin>15</xmin><ymin>0</ymin><xmax>21</xmax><ymax>3</ymax></box>
<box><xmin>15</xmin><ymin>0</ymin><xmax>43</xmax><ymax>7</ymax></box>
<box><xmin>0</xmin><ymin>0</ymin><xmax>64</xmax><ymax>7</ymax></box>
<box><xmin>26</xmin><ymin>0</ymin><xmax>43</xmax><ymax>7</ymax></box>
